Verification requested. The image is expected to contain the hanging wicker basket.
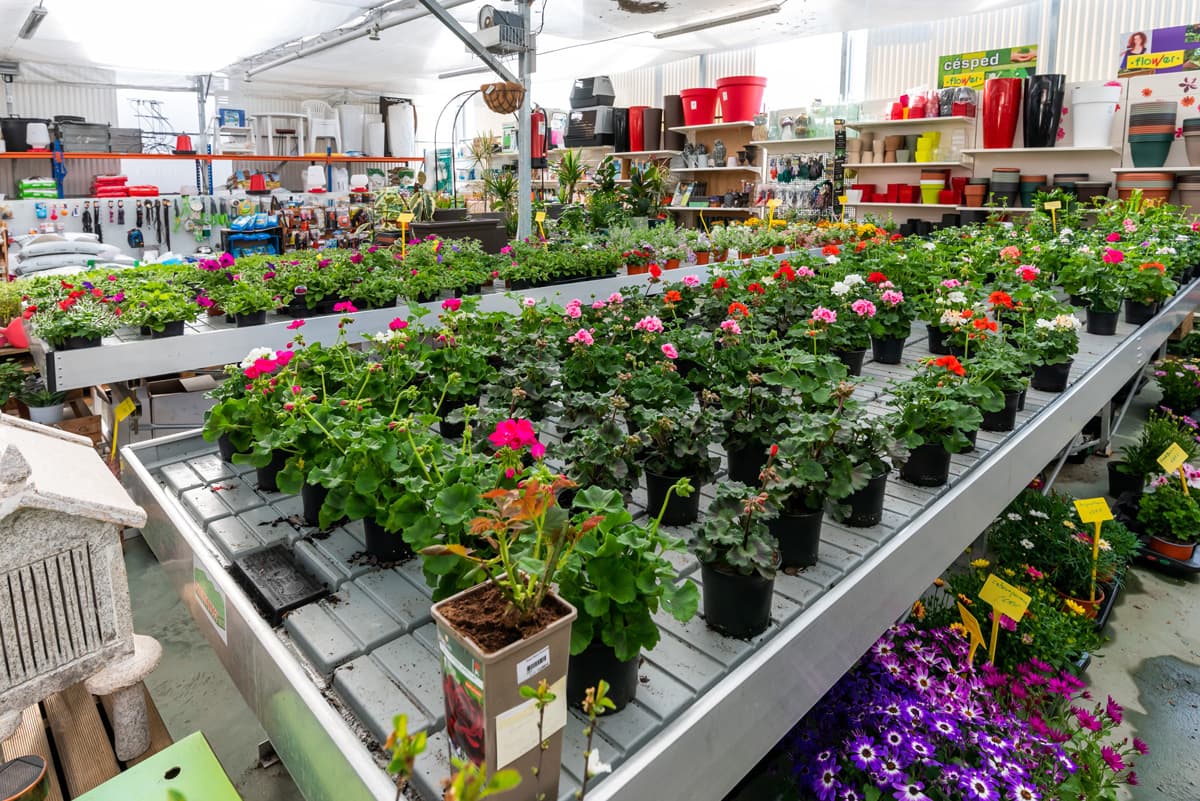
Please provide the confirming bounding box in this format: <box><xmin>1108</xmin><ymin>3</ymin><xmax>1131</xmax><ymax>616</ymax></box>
<box><xmin>482</xmin><ymin>82</ymin><xmax>525</xmax><ymax>114</ymax></box>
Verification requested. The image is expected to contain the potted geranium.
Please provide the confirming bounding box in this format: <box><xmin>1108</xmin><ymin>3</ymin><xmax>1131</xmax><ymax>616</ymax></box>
<box><xmin>1077</xmin><ymin>267</ymin><xmax>1124</xmax><ymax>335</ymax></box>
<box><xmin>1011</xmin><ymin>312</ymin><xmax>1081</xmax><ymax>392</ymax></box>
<box><xmin>422</xmin><ymin>299</ymin><xmax>497</xmax><ymax>438</ymax></box>
<box><xmin>834</xmin><ymin>412</ymin><xmax>894</xmax><ymax>528</ymax></box>
<box><xmin>866</xmin><ymin>283</ymin><xmax>913</xmax><ymax>364</ymax></box>
<box><xmin>966</xmin><ymin>336</ymin><xmax>1030</xmax><ymax>432</ymax></box>
<box><xmin>207</xmin><ymin>276</ymin><xmax>281</xmax><ymax>327</ymax></box>
<box><xmin>559</xmin><ymin>394</ymin><xmax>643</xmax><ymax>500</ymax></box>
<box><xmin>693</xmin><ymin>481</ymin><xmax>777</xmax><ymax>638</ymax></box>
<box><xmin>425</xmin><ymin>468</ymin><xmax>579</xmax><ymax>801</ymax></box>
<box><xmin>1136</xmin><ymin>475</ymin><xmax>1200</xmax><ymax>561</ymax></box>
<box><xmin>887</xmin><ymin>355</ymin><xmax>984</xmax><ymax>486</ymax></box>
<box><xmin>639</xmin><ymin>406</ymin><xmax>718</xmax><ymax>525</ymax></box>
<box><xmin>558</xmin><ymin>485</ymin><xmax>698</xmax><ymax>711</ymax></box>
<box><xmin>1124</xmin><ymin>261</ymin><xmax>1175</xmax><ymax>325</ymax></box>
<box><xmin>622</xmin><ymin>245</ymin><xmax>655</xmax><ymax>276</ymax></box>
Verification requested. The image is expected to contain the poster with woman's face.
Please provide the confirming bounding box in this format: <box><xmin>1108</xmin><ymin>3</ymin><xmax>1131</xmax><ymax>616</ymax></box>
<box><xmin>1119</xmin><ymin>31</ymin><xmax>1154</xmax><ymax>76</ymax></box>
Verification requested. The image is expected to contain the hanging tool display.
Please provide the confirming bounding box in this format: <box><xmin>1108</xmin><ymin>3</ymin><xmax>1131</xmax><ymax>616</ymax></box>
<box><xmin>94</xmin><ymin>202</ymin><xmax>103</xmax><ymax>244</ymax></box>
<box><xmin>81</xmin><ymin>203</ymin><xmax>93</xmax><ymax>234</ymax></box>
<box><xmin>162</xmin><ymin>199</ymin><xmax>171</xmax><ymax>251</ymax></box>
<box><xmin>135</xmin><ymin>200</ymin><xmax>143</xmax><ymax>229</ymax></box>
<box><xmin>117</xmin><ymin>200</ymin><xmax>125</xmax><ymax>226</ymax></box>
<box><xmin>107</xmin><ymin>200</ymin><xmax>114</xmax><ymax>224</ymax></box>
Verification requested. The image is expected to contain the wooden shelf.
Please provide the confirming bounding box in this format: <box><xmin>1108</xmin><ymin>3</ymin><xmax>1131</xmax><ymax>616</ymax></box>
<box><xmin>749</xmin><ymin>137</ymin><xmax>836</xmax><ymax>149</ymax></box>
<box><xmin>0</xmin><ymin>151</ymin><xmax>424</xmax><ymax>163</ymax></box>
<box><xmin>957</xmin><ymin>205</ymin><xmax>1034</xmax><ymax>212</ymax></box>
<box><xmin>673</xmin><ymin>166</ymin><xmax>760</xmax><ymax>175</ymax></box>
<box><xmin>667</xmin><ymin>121</ymin><xmax>756</xmax><ymax>134</ymax></box>
<box><xmin>847</xmin><ymin>202</ymin><xmax>958</xmax><ymax>209</ymax></box>
<box><xmin>963</xmin><ymin>146</ymin><xmax>1121</xmax><ymax>155</ymax></box>
<box><xmin>612</xmin><ymin>150</ymin><xmax>680</xmax><ymax>158</ymax></box>
<box><xmin>666</xmin><ymin>205</ymin><xmax>754</xmax><ymax>213</ymax></box>
<box><xmin>848</xmin><ymin>116</ymin><xmax>976</xmax><ymax>131</ymax></box>
<box><xmin>845</xmin><ymin>161</ymin><xmax>971</xmax><ymax>169</ymax></box>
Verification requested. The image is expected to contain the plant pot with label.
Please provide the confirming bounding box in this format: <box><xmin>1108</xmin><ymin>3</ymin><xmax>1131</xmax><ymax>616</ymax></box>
<box><xmin>431</xmin><ymin>582</ymin><xmax>576</xmax><ymax>801</ymax></box>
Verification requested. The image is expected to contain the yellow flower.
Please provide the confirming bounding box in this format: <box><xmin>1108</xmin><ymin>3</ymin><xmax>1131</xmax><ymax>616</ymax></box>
<box><xmin>1003</xmin><ymin>567</ymin><xmax>1015</xmax><ymax>577</ymax></box>
<box><xmin>1063</xmin><ymin>520</ymin><xmax>1075</xmax><ymax>529</ymax></box>
<box><xmin>911</xmin><ymin>600</ymin><xmax>926</xmax><ymax>621</ymax></box>
<box><xmin>933</xmin><ymin>577</ymin><xmax>946</xmax><ymax>588</ymax></box>
<box><xmin>1064</xmin><ymin>599</ymin><xmax>1086</xmax><ymax>616</ymax></box>
<box><xmin>970</xmin><ymin>558</ymin><xmax>990</xmax><ymax>569</ymax></box>
<box><xmin>949</xmin><ymin>622</ymin><xmax>968</xmax><ymax>638</ymax></box>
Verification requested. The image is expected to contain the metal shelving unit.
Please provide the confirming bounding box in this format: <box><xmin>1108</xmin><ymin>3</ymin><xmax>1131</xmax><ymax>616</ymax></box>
<box><xmin>120</xmin><ymin>266</ymin><xmax>1200</xmax><ymax>801</ymax></box>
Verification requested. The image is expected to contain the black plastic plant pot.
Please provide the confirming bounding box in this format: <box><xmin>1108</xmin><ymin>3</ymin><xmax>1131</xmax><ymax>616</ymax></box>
<box><xmin>283</xmin><ymin>297</ymin><xmax>317</xmax><ymax>318</ymax></box>
<box><xmin>842</xmin><ymin>471</ymin><xmax>889</xmax><ymax>528</ymax></box>
<box><xmin>567</xmin><ymin>641</ymin><xmax>639</xmax><ymax>713</ymax></box>
<box><xmin>834</xmin><ymin>348</ymin><xmax>867</xmax><ymax>377</ymax></box>
<box><xmin>871</xmin><ymin>336</ymin><xmax>906</xmax><ymax>365</ymax></box>
<box><xmin>256</xmin><ymin>450</ymin><xmax>289</xmax><ymax>492</ymax></box>
<box><xmin>301</xmin><ymin>482</ymin><xmax>332</xmax><ymax>527</ymax></box>
<box><xmin>1017</xmin><ymin>389</ymin><xmax>1028</xmax><ymax>412</ymax></box>
<box><xmin>216</xmin><ymin>433</ymin><xmax>245</xmax><ymax>463</ymax></box>
<box><xmin>1031</xmin><ymin>360</ymin><xmax>1073</xmax><ymax>392</ymax></box>
<box><xmin>700</xmin><ymin>562</ymin><xmax>774</xmax><ymax>639</ymax></box>
<box><xmin>236</xmin><ymin>310</ymin><xmax>268</xmax><ymax>327</ymax></box>
<box><xmin>725</xmin><ymin>441</ymin><xmax>768</xmax><ymax>486</ymax></box>
<box><xmin>437</xmin><ymin>396</ymin><xmax>475</xmax><ymax>440</ymax></box>
<box><xmin>363</xmin><ymin>518</ymin><xmax>415</xmax><ymax>563</ymax></box>
<box><xmin>1068</xmin><ymin>294</ymin><xmax>1088</xmax><ymax>307</ymax></box>
<box><xmin>645</xmin><ymin>469</ymin><xmax>702</xmax><ymax>526</ymax></box>
<box><xmin>925</xmin><ymin>325</ymin><xmax>950</xmax><ymax>355</ymax></box>
<box><xmin>899</xmin><ymin>443</ymin><xmax>952</xmax><ymax>487</ymax></box>
<box><xmin>1124</xmin><ymin>300</ymin><xmax>1158</xmax><ymax>326</ymax></box>
<box><xmin>964</xmin><ymin>428</ymin><xmax>978</xmax><ymax>451</ymax></box>
<box><xmin>56</xmin><ymin>334</ymin><xmax>102</xmax><ymax>350</ymax></box>
<box><xmin>151</xmin><ymin>321</ymin><xmax>186</xmax><ymax>338</ymax></box>
<box><xmin>1086</xmin><ymin>308</ymin><xmax>1120</xmax><ymax>336</ymax></box>
<box><xmin>768</xmin><ymin>508</ymin><xmax>822</xmax><ymax>568</ymax></box>
<box><xmin>981</xmin><ymin>390</ymin><xmax>1021</xmax><ymax>432</ymax></box>
<box><xmin>1107</xmin><ymin>461</ymin><xmax>1145</xmax><ymax>499</ymax></box>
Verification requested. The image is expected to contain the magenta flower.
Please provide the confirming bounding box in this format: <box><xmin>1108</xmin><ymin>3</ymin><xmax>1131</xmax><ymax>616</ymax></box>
<box><xmin>1106</xmin><ymin>232</ymin><xmax>1121</xmax><ymax>243</ymax></box>
<box><xmin>941</xmin><ymin>278</ymin><xmax>962</xmax><ymax>289</ymax></box>
<box><xmin>349</xmin><ymin>252</ymin><xmax>364</xmax><ymax>264</ymax></box>
<box><xmin>488</xmin><ymin>418</ymin><xmax>545</xmax><ymax>460</ymax></box>
<box><xmin>388</xmin><ymin>318</ymin><xmax>408</xmax><ymax>331</ymax></box>
<box><xmin>263</xmin><ymin>271</ymin><xmax>277</xmax><ymax>280</ymax></box>
<box><xmin>1103</xmin><ymin>248</ymin><xmax>1125</xmax><ymax>264</ymax></box>
<box><xmin>442</xmin><ymin>297</ymin><xmax>462</xmax><ymax>312</ymax></box>
<box><xmin>318</xmin><ymin>258</ymin><xmax>331</xmax><ymax>268</ymax></box>
<box><xmin>196</xmin><ymin>295</ymin><xmax>214</xmax><ymax>308</ymax></box>
<box><xmin>851</xmin><ymin>299</ymin><xmax>877</xmax><ymax>318</ymax></box>
<box><xmin>1073</xmin><ymin>707</ymin><xmax>1102</xmax><ymax>731</ymax></box>
<box><xmin>568</xmin><ymin>328</ymin><xmax>595</xmax><ymax>346</ymax></box>
<box><xmin>333</xmin><ymin>301</ymin><xmax>358</xmax><ymax>313</ymax></box>
<box><xmin>218</xmin><ymin>252</ymin><xmax>235</xmax><ymax>268</ymax></box>
<box><xmin>1132</xmin><ymin>737</ymin><xmax>1148</xmax><ymax>755</ymax></box>
<box><xmin>812</xmin><ymin>306</ymin><xmax>837</xmax><ymax>324</ymax></box>
<box><xmin>291</xmin><ymin>385</ymin><xmax>303</xmax><ymax>395</ymax></box>
<box><xmin>287</xmin><ymin>319</ymin><xmax>306</xmax><ymax>330</ymax></box>
<box><xmin>1105</xmin><ymin>695</ymin><xmax>1123</xmax><ymax>724</ymax></box>
<box><xmin>661</xmin><ymin>343</ymin><xmax>679</xmax><ymax>359</ymax></box>
<box><xmin>1100</xmin><ymin>746</ymin><xmax>1125</xmax><ymax>773</ymax></box>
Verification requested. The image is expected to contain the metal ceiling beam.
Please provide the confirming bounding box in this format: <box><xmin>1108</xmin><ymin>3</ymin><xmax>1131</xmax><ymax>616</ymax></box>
<box><xmin>414</xmin><ymin>0</ymin><xmax>519</xmax><ymax>84</ymax></box>
<box><xmin>242</xmin><ymin>0</ymin><xmax>475</xmax><ymax>79</ymax></box>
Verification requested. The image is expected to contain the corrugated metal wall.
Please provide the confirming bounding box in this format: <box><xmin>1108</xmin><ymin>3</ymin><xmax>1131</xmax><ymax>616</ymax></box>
<box><xmin>1056</xmin><ymin>0</ymin><xmax>1200</xmax><ymax>81</ymax></box>
<box><xmin>9</xmin><ymin>64</ymin><xmax>120</xmax><ymax>125</ymax></box>
<box><xmin>860</xmin><ymin>2</ymin><xmax>1044</xmax><ymax>99</ymax></box>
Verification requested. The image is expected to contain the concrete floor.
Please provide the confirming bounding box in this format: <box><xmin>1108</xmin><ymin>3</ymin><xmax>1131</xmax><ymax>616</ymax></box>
<box><xmin>124</xmin><ymin>385</ymin><xmax>1198</xmax><ymax>801</ymax></box>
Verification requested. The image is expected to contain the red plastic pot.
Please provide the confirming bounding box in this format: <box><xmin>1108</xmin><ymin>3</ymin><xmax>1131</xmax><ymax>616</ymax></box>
<box><xmin>679</xmin><ymin>89</ymin><xmax>717</xmax><ymax>126</ymax></box>
<box><xmin>716</xmin><ymin>75</ymin><xmax>767</xmax><ymax>123</ymax></box>
<box><xmin>983</xmin><ymin>78</ymin><xmax>1024</xmax><ymax>149</ymax></box>
<box><xmin>628</xmin><ymin>105</ymin><xmax>649</xmax><ymax>152</ymax></box>
<box><xmin>938</xmin><ymin>189</ymin><xmax>958</xmax><ymax>204</ymax></box>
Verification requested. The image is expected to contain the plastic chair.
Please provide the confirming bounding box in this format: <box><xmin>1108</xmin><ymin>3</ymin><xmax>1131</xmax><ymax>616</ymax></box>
<box><xmin>301</xmin><ymin>100</ymin><xmax>341</xmax><ymax>154</ymax></box>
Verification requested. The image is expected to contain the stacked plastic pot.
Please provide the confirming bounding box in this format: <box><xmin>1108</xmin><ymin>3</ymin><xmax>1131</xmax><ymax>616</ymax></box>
<box><xmin>1127</xmin><ymin>100</ymin><xmax>1178</xmax><ymax>168</ymax></box>
<box><xmin>679</xmin><ymin>76</ymin><xmax>768</xmax><ymax>126</ymax></box>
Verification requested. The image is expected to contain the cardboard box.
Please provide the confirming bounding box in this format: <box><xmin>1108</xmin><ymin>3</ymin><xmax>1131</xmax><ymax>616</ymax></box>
<box><xmin>146</xmin><ymin>375</ymin><xmax>219</xmax><ymax>430</ymax></box>
<box><xmin>1169</xmin><ymin>311</ymin><xmax>1194</xmax><ymax>342</ymax></box>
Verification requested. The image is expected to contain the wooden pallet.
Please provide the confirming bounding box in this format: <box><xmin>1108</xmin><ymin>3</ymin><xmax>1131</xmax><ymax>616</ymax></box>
<box><xmin>0</xmin><ymin>682</ymin><xmax>172</xmax><ymax>800</ymax></box>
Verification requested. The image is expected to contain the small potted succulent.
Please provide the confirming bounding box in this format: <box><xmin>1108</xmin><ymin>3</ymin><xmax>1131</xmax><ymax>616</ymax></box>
<box><xmin>693</xmin><ymin>480</ymin><xmax>778</xmax><ymax>638</ymax></box>
<box><xmin>20</xmin><ymin>373</ymin><xmax>67</xmax><ymax>425</ymax></box>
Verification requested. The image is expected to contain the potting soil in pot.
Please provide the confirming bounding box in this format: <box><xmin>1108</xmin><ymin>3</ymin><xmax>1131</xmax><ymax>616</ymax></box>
<box><xmin>436</xmin><ymin>582</ymin><xmax>571</xmax><ymax>653</ymax></box>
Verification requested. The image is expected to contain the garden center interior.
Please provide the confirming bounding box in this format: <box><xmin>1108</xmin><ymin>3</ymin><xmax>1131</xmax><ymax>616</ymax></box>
<box><xmin>0</xmin><ymin>1</ymin><xmax>1199</xmax><ymax>800</ymax></box>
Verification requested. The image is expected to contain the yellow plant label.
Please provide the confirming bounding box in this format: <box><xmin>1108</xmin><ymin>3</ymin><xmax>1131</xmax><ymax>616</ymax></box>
<box><xmin>397</xmin><ymin>213</ymin><xmax>415</xmax><ymax>225</ymax></box>
<box><xmin>114</xmin><ymin>397</ymin><xmax>137</xmax><ymax>422</ymax></box>
<box><xmin>1074</xmin><ymin>497</ymin><xmax>1113</xmax><ymax>524</ymax></box>
<box><xmin>957</xmin><ymin>602</ymin><xmax>985</xmax><ymax>665</ymax></box>
<box><xmin>837</xmin><ymin>195</ymin><xmax>848</xmax><ymax>205</ymax></box>
<box><xmin>979</xmin><ymin>574</ymin><xmax>1031</xmax><ymax>622</ymax></box>
<box><xmin>767</xmin><ymin>199</ymin><xmax>782</xmax><ymax>209</ymax></box>
<box><xmin>1042</xmin><ymin>200</ymin><xmax>1062</xmax><ymax>211</ymax></box>
<box><xmin>535</xmin><ymin>211</ymin><xmax>547</xmax><ymax>223</ymax></box>
<box><xmin>1158</xmin><ymin>442</ymin><xmax>1189</xmax><ymax>474</ymax></box>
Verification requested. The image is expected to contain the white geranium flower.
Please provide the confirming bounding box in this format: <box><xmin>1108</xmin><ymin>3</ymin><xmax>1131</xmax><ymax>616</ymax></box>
<box><xmin>585</xmin><ymin>749</ymin><xmax>612</xmax><ymax>778</ymax></box>
<box><xmin>831</xmin><ymin>281</ymin><xmax>851</xmax><ymax>296</ymax></box>
<box><xmin>924</xmin><ymin>242</ymin><xmax>937</xmax><ymax>250</ymax></box>
<box><xmin>826</xmin><ymin>255</ymin><xmax>841</xmax><ymax>265</ymax></box>
<box><xmin>947</xmin><ymin>291</ymin><xmax>968</xmax><ymax>305</ymax></box>
<box><xmin>1054</xmin><ymin>314</ymin><xmax>1081</xmax><ymax>331</ymax></box>
<box><xmin>240</xmin><ymin>347</ymin><xmax>273</xmax><ymax>369</ymax></box>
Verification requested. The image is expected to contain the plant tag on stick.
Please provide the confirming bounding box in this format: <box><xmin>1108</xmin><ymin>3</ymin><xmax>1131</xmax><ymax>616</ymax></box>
<box><xmin>1073</xmin><ymin>497</ymin><xmax>1113</xmax><ymax>524</ymax></box>
<box><xmin>1158</xmin><ymin>442</ymin><xmax>1188</xmax><ymax>473</ymax></box>
<box><xmin>956</xmin><ymin>602</ymin><xmax>985</xmax><ymax>666</ymax></box>
<box><xmin>979</xmin><ymin>574</ymin><xmax>1031</xmax><ymax>664</ymax></box>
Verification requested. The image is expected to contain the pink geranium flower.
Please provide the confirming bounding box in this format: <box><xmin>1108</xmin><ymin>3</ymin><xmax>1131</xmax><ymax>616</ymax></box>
<box><xmin>333</xmin><ymin>301</ymin><xmax>358</xmax><ymax>313</ymax></box>
<box><xmin>851</xmin><ymin>299</ymin><xmax>877</xmax><ymax>318</ymax></box>
<box><xmin>812</xmin><ymin>307</ymin><xmax>837</xmax><ymax>324</ymax></box>
<box><xmin>568</xmin><ymin>328</ymin><xmax>595</xmax><ymax>346</ymax></box>
<box><xmin>388</xmin><ymin>318</ymin><xmax>408</xmax><ymax>331</ymax></box>
<box><xmin>287</xmin><ymin>319</ymin><xmax>306</xmax><ymax>330</ymax></box>
<box><xmin>682</xmin><ymin>275</ymin><xmax>701</xmax><ymax>287</ymax></box>
<box><xmin>442</xmin><ymin>297</ymin><xmax>462</xmax><ymax>312</ymax></box>
<box><xmin>634</xmin><ymin>315</ymin><xmax>664</xmax><ymax>333</ymax></box>
<box><xmin>1103</xmin><ymin>248</ymin><xmax>1125</xmax><ymax>264</ymax></box>
<box><xmin>719</xmin><ymin>319</ymin><xmax>741</xmax><ymax>335</ymax></box>
<box><xmin>661</xmin><ymin>343</ymin><xmax>678</xmax><ymax>359</ymax></box>
<box><xmin>880</xmin><ymin>289</ymin><xmax>904</xmax><ymax>305</ymax></box>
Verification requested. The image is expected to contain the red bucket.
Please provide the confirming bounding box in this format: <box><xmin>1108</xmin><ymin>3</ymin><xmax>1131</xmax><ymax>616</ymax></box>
<box><xmin>628</xmin><ymin>105</ymin><xmax>649</xmax><ymax>151</ymax></box>
<box><xmin>679</xmin><ymin>89</ymin><xmax>718</xmax><ymax>126</ymax></box>
<box><xmin>716</xmin><ymin>75</ymin><xmax>767</xmax><ymax>123</ymax></box>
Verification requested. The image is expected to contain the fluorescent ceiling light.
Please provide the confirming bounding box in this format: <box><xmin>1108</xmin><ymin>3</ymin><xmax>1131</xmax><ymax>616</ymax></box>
<box><xmin>18</xmin><ymin>3</ymin><xmax>48</xmax><ymax>40</ymax></box>
<box><xmin>653</xmin><ymin>4</ymin><xmax>781</xmax><ymax>39</ymax></box>
<box><xmin>439</xmin><ymin>64</ymin><xmax>490</xmax><ymax>79</ymax></box>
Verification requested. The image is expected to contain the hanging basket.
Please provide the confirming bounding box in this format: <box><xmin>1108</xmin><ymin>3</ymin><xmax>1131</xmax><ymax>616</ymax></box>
<box><xmin>482</xmin><ymin>82</ymin><xmax>525</xmax><ymax>114</ymax></box>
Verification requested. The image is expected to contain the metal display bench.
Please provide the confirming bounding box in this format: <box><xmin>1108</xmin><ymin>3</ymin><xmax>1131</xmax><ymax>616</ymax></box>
<box><xmin>117</xmin><ymin>272</ymin><xmax>1198</xmax><ymax>801</ymax></box>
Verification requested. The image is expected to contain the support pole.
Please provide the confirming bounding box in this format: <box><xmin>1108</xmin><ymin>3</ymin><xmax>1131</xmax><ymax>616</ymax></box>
<box><xmin>517</xmin><ymin>0</ymin><xmax>533</xmax><ymax>240</ymax></box>
<box><xmin>194</xmin><ymin>76</ymin><xmax>209</xmax><ymax>194</ymax></box>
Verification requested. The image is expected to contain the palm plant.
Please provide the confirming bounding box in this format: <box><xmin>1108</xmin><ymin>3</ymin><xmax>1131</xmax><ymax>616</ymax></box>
<box><xmin>555</xmin><ymin>148</ymin><xmax>586</xmax><ymax>204</ymax></box>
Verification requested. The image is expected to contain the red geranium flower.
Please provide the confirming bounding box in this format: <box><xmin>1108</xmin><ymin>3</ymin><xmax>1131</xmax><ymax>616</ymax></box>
<box><xmin>713</xmin><ymin>276</ymin><xmax>729</xmax><ymax>290</ymax></box>
<box><xmin>649</xmin><ymin>263</ymin><xmax>663</xmax><ymax>279</ymax></box>
<box><xmin>773</xmin><ymin>264</ymin><xmax>796</xmax><ymax>282</ymax></box>
<box><xmin>664</xmin><ymin>290</ymin><xmax>683</xmax><ymax>304</ymax></box>
<box><xmin>973</xmin><ymin>318</ymin><xmax>997</xmax><ymax>333</ymax></box>
<box><xmin>934</xmin><ymin>355</ymin><xmax>966</xmax><ymax>377</ymax></box>
<box><xmin>747</xmin><ymin>282</ymin><xmax>765</xmax><ymax>295</ymax></box>
<box><xmin>989</xmin><ymin>290</ymin><xmax>1014</xmax><ymax>309</ymax></box>
<box><xmin>728</xmin><ymin>301</ymin><xmax>750</xmax><ymax>318</ymax></box>
<box><xmin>867</xmin><ymin>271</ymin><xmax>888</xmax><ymax>284</ymax></box>
<box><xmin>855</xmin><ymin>240</ymin><xmax>869</xmax><ymax>253</ymax></box>
<box><xmin>822</xmin><ymin>244</ymin><xmax>840</xmax><ymax>256</ymax></box>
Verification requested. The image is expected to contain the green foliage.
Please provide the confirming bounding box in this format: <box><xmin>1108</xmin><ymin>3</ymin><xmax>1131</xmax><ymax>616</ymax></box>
<box><xmin>695</xmin><ymin>481</ymin><xmax>778</xmax><ymax>578</ymax></box>
<box><xmin>1137</xmin><ymin>481</ymin><xmax>1200</xmax><ymax>544</ymax></box>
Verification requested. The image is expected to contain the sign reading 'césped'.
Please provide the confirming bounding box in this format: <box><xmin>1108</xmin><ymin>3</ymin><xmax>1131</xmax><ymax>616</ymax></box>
<box><xmin>939</xmin><ymin>45</ymin><xmax>1038</xmax><ymax>88</ymax></box>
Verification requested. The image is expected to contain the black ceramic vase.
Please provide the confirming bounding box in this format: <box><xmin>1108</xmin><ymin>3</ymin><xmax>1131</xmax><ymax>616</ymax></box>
<box><xmin>1023</xmin><ymin>74</ymin><xmax>1065</xmax><ymax>148</ymax></box>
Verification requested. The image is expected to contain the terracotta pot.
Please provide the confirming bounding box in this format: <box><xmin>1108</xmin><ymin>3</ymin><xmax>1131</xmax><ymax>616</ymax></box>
<box><xmin>1058</xmin><ymin>588</ymin><xmax>1105</xmax><ymax>620</ymax></box>
<box><xmin>1148</xmin><ymin>534</ymin><xmax>1197</xmax><ymax>562</ymax></box>
<box><xmin>694</xmin><ymin>251</ymin><xmax>711</xmax><ymax>265</ymax></box>
<box><xmin>983</xmin><ymin>78</ymin><xmax>1024</xmax><ymax>149</ymax></box>
<box><xmin>664</xmin><ymin>258</ymin><xmax>681</xmax><ymax>270</ymax></box>
<box><xmin>626</xmin><ymin>264</ymin><xmax>649</xmax><ymax>275</ymax></box>
<box><xmin>431</xmin><ymin>582</ymin><xmax>577</xmax><ymax>801</ymax></box>
<box><xmin>771</xmin><ymin>245</ymin><xmax>786</xmax><ymax>255</ymax></box>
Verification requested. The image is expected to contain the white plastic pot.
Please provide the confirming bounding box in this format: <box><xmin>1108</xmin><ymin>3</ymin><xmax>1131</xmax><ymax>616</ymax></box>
<box><xmin>27</xmin><ymin>404</ymin><xmax>64</xmax><ymax>425</ymax></box>
<box><xmin>1071</xmin><ymin>85</ymin><xmax>1121</xmax><ymax>148</ymax></box>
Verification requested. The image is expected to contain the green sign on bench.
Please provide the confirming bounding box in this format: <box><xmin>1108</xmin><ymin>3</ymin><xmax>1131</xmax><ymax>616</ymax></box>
<box><xmin>75</xmin><ymin>733</ymin><xmax>243</xmax><ymax>801</ymax></box>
